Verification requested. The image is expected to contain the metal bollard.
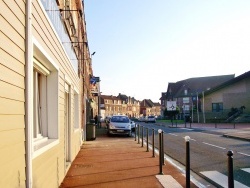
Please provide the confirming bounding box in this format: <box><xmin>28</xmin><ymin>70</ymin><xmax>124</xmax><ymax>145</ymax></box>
<box><xmin>158</xmin><ymin>129</ymin><xmax>164</xmax><ymax>175</ymax></box>
<box><xmin>141</xmin><ymin>126</ymin><xmax>144</xmax><ymax>147</ymax></box>
<box><xmin>137</xmin><ymin>124</ymin><xmax>140</xmax><ymax>144</ymax></box>
<box><xmin>185</xmin><ymin>136</ymin><xmax>191</xmax><ymax>188</ymax></box>
<box><xmin>152</xmin><ymin>129</ymin><xmax>155</xmax><ymax>157</ymax></box>
<box><xmin>227</xmin><ymin>150</ymin><xmax>234</xmax><ymax>188</ymax></box>
<box><xmin>190</xmin><ymin>117</ymin><xmax>192</xmax><ymax>128</ymax></box>
<box><xmin>162</xmin><ymin>131</ymin><xmax>165</xmax><ymax>165</ymax></box>
<box><xmin>146</xmin><ymin>127</ymin><xmax>149</xmax><ymax>152</ymax></box>
<box><xmin>215</xmin><ymin>117</ymin><xmax>217</xmax><ymax>128</ymax></box>
<box><xmin>134</xmin><ymin>124</ymin><xmax>137</xmax><ymax>141</ymax></box>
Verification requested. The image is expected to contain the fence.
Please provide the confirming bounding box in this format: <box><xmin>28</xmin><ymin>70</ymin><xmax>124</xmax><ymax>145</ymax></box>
<box><xmin>134</xmin><ymin>124</ymin><xmax>236</xmax><ymax>188</ymax></box>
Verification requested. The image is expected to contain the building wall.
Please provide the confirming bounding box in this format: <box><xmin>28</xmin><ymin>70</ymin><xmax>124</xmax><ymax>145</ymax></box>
<box><xmin>0</xmin><ymin>1</ymin><xmax>26</xmax><ymax>187</ymax></box>
<box><xmin>204</xmin><ymin>77</ymin><xmax>250</xmax><ymax>113</ymax></box>
<box><xmin>31</xmin><ymin>0</ymin><xmax>82</xmax><ymax>187</ymax></box>
<box><xmin>1</xmin><ymin>0</ymin><xmax>84</xmax><ymax>187</ymax></box>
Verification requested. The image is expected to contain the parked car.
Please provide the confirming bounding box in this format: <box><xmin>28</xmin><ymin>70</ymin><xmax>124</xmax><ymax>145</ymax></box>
<box><xmin>139</xmin><ymin>116</ymin><xmax>146</xmax><ymax>122</ymax></box>
<box><xmin>130</xmin><ymin>120</ymin><xmax>136</xmax><ymax>132</ymax></box>
<box><xmin>146</xmin><ymin>115</ymin><xmax>156</xmax><ymax>123</ymax></box>
<box><xmin>107</xmin><ymin>115</ymin><xmax>132</xmax><ymax>136</ymax></box>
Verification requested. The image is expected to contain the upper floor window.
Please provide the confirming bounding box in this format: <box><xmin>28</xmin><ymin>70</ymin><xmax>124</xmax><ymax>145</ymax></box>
<box><xmin>184</xmin><ymin>89</ymin><xmax>187</xmax><ymax>95</ymax></box>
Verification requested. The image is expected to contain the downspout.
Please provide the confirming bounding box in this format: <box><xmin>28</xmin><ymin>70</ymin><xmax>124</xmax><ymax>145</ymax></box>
<box><xmin>25</xmin><ymin>0</ymin><xmax>33</xmax><ymax>187</ymax></box>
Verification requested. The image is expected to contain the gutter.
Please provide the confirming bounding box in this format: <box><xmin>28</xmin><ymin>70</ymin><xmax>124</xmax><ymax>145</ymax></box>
<box><xmin>25</xmin><ymin>0</ymin><xmax>33</xmax><ymax>187</ymax></box>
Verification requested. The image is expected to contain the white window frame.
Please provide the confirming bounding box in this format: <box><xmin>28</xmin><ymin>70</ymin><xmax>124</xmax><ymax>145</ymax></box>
<box><xmin>32</xmin><ymin>39</ymin><xmax>59</xmax><ymax>159</ymax></box>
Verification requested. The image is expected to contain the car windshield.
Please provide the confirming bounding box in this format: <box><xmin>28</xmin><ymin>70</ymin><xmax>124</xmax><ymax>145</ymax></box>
<box><xmin>148</xmin><ymin>116</ymin><xmax>155</xmax><ymax>118</ymax></box>
<box><xmin>111</xmin><ymin>116</ymin><xmax>129</xmax><ymax>123</ymax></box>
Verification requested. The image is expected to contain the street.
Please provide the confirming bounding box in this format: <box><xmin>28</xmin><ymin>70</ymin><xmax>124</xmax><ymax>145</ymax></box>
<box><xmin>138</xmin><ymin>122</ymin><xmax>250</xmax><ymax>187</ymax></box>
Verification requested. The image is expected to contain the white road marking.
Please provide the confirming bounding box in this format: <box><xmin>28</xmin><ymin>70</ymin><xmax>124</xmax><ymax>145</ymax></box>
<box><xmin>202</xmin><ymin>142</ymin><xmax>226</xmax><ymax>150</ymax></box>
<box><xmin>242</xmin><ymin>168</ymin><xmax>250</xmax><ymax>173</ymax></box>
<box><xmin>180</xmin><ymin>128</ymin><xmax>194</xmax><ymax>131</ymax></box>
<box><xmin>200</xmin><ymin>171</ymin><xmax>249</xmax><ymax>188</ymax></box>
<box><xmin>169</xmin><ymin>133</ymin><xmax>178</xmax><ymax>136</ymax></box>
<box><xmin>238</xmin><ymin>152</ymin><xmax>250</xmax><ymax>157</ymax></box>
<box><xmin>156</xmin><ymin>175</ymin><xmax>183</xmax><ymax>188</ymax></box>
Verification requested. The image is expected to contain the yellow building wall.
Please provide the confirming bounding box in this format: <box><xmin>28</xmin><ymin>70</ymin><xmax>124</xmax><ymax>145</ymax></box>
<box><xmin>0</xmin><ymin>0</ymin><xmax>26</xmax><ymax>187</ymax></box>
<box><xmin>31</xmin><ymin>0</ymin><xmax>82</xmax><ymax>187</ymax></box>
<box><xmin>204</xmin><ymin>78</ymin><xmax>250</xmax><ymax>113</ymax></box>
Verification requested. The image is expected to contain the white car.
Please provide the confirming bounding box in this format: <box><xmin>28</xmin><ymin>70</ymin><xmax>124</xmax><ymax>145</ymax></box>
<box><xmin>146</xmin><ymin>115</ymin><xmax>156</xmax><ymax>123</ymax></box>
<box><xmin>108</xmin><ymin>115</ymin><xmax>132</xmax><ymax>136</ymax></box>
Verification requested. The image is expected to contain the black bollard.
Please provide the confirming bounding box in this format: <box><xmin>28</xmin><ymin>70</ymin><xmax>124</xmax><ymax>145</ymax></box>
<box><xmin>185</xmin><ymin>136</ymin><xmax>190</xmax><ymax>188</ymax></box>
<box><xmin>146</xmin><ymin>128</ymin><xmax>149</xmax><ymax>152</ymax></box>
<box><xmin>134</xmin><ymin>124</ymin><xmax>137</xmax><ymax>141</ymax></box>
<box><xmin>158</xmin><ymin>129</ymin><xmax>163</xmax><ymax>175</ymax></box>
<box><xmin>162</xmin><ymin>131</ymin><xmax>165</xmax><ymax>165</ymax></box>
<box><xmin>215</xmin><ymin>117</ymin><xmax>217</xmax><ymax>128</ymax></box>
<box><xmin>227</xmin><ymin>150</ymin><xmax>234</xmax><ymax>188</ymax></box>
<box><xmin>141</xmin><ymin>126</ymin><xmax>144</xmax><ymax>147</ymax></box>
<box><xmin>190</xmin><ymin>117</ymin><xmax>192</xmax><ymax>128</ymax></box>
<box><xmin>152</xmin><ymin>129</ymin><xmax>155</xmax><ymax>157</ymax></box>
<box><xmin>137</xmin><ymin>124</ymin><xmax>140</xmax><ymax>144</ymax></box>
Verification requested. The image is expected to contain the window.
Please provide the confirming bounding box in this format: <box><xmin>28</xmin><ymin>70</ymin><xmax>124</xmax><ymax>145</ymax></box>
<box><xmin>212</xmin><ymin>103</ymin><xmax>223</xmax><ymax>112</ymax></box>
<box><xmin>74</xmin><ymin>90</ymin><xmax>79</xmax><ymax>129</ymax></box>
<box><xmin>33</xmin><ymin>57</ymin><xmax>59</xmax><ymax>155</ymax></box>
<box><xmin>33</xmin><ymin>60</ymin><xmax>50</xmax><ymax>140</ymax></box>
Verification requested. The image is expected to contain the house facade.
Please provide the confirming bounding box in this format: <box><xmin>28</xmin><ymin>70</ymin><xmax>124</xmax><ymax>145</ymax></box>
<box><xmin>162</xmin><ymin>74</ymin><xmax>235</xmax><ymax>122</ymax></box>
<box><xmin>202</xmin><ymin>71</ymin><xmax>250</xmax><ymax>122</ymax></box>
<box><xmin>140</xmin><ymin>99</ymin><xmax>161</xmax><ymax>117</ymax></box>
<box><xmin>1</xmin><ymin>0</ymin><xmax>94</xmax><ymax>187</ymax></box>
<box><xmin>100</xmin><ymin>94</ymin><xmax>141</xmax><ymax>118</ymax></box>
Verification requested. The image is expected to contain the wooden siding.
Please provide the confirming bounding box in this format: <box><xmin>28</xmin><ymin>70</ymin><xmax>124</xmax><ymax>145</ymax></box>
<box><xmin>0</xmin><ymin>1</ymin><xmax>26</xmax><ymax>187</ymax></box>
<box><xmin>31</xmin><ymin>0</ymin><xmax>82</xmax><ymax>187</ymax></box>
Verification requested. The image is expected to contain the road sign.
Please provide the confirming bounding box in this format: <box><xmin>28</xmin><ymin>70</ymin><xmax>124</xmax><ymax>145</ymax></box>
<box><xmin>167</xmin><ymin>101</ymin><xmax>176</xmax><ymax>111</ymax></box>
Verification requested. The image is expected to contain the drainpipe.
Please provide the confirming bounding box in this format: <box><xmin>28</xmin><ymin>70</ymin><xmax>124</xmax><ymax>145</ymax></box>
<box><xmin>25</xmin><ymin>0</ymin><xmax>33</xmax><ymax>187</ymax></box>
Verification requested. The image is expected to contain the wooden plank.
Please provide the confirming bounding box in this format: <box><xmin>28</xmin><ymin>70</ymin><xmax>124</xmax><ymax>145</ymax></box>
<box><xmin>0</xmin><ymin>148</ymin><xmax>26</xmax><ymax>188</ymax></box>
<box><xmin>0</xmin><ymin>32</ymin><xmax>25</xmax><ymax>63</ymax></box>
<box><xmin>0</xmin><ymin>63</ymin><xmax>24</xmax><ymax>88</ymax></box>
<box><xmin>1</xmin><ymin>1</ymin><xmax>25</xmax><ymax>33</ymax></box>
<box><xmin>0</xmin><ymin>81</ymin><xmax>24</xmax><ymax>101</ymax></box>
<box><xmin>0</xmin><ymin>129</ymin><xmax>25</xmax><ymax>148</ymax></box>
<box><xmin>0</xmin><ymin>16</ymin><xmax>25</xmax><ymax>49</ymax></box>
<box><xmin>0</xmin><ymin>115</ymin><xmax>24</xmax><ymax>131</ymax></box>
<box><xmin>0</xmin><ymin>142</ymin><xmax>25</xmax><ymax>168</ymax></box>
<box><xmin>0</xmin><ymin>98</ymin><xmax>24</xmax><ymax>115</ymax></box>
<box><xmin>0</xmin><ymin>49</ymin><xmax>25</xmax><ymax>75</ymax></box>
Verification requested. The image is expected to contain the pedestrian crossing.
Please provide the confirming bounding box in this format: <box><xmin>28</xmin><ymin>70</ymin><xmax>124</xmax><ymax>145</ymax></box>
<box><xmin>200</xmin><ymin>169</ymin><xmax>250</xmax><ymax>188</ymax></box>
<box><xmin>156</xmin><ymin>175</ymin><xmax>183</xmax><ymax>188</ymax></box>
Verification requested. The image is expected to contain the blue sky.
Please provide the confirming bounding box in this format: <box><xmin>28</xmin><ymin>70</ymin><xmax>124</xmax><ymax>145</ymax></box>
<box><xmin>84</xmin><ymin>0</ymin><xmax>250</xmax><ymax>102</ymax></box>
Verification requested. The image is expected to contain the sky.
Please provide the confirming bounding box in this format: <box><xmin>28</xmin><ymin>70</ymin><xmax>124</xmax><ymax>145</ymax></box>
<box><xmin>84</xmin><ymin>0</ymin><xmax>250</xmax><ymax>103</ymax></box>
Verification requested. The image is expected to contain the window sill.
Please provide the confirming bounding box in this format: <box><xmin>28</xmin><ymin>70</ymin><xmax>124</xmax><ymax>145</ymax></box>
<box><xmin>33</xmin><ymin>138</ymin><xmax>59</xmax><ymax>159</ymax></box>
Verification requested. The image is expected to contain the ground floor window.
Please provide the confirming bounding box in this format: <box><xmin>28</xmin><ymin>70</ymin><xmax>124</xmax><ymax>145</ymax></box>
<box><xmin>212</xmin><ymin>103</ymin><xmax>223</xmax><ymax>112</ymax></box>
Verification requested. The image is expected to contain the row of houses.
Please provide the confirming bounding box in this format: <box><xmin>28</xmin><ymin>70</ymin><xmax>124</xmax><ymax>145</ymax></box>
<box><xmin>1</xmin><ymin>1</ymin><xmax>100</xmax><ymax>187</ymax></box>
<box><xmin>160</xmin><ymin>71</ymin><xmax>250</xmax><ymax>123</ymax></box>
<box><xmin>100</xmin><ymin>93</ymin><xmax>161</xmax><ymax>119</ymax></box>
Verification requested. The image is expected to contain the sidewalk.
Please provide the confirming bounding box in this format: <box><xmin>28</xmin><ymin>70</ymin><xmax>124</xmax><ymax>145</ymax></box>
<box><xmin>60</xmin><ymin>123</ymin><xmax>250</xmax><ymax>188</ymax></box>
<box><xmin>60</xmin><ymin>127</ymin><xmax>200</xmax><ymax>188</ymax></box>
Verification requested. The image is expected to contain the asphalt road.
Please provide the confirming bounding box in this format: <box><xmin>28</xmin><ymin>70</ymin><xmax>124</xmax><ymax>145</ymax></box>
<box><xmin>138</xmin><ymin>122</ymin><xmax>250</xmax><ymax>187</ymax></box>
